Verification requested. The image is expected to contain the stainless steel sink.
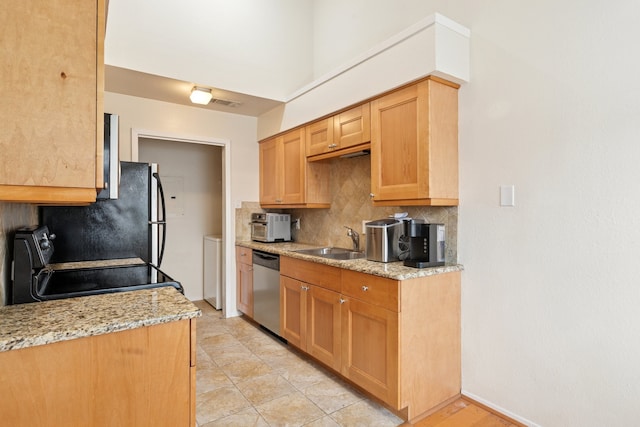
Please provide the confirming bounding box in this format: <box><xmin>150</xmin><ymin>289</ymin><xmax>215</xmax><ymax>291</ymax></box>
<box><xmin>293</xmin><ymin>247</ymin><xmax>366</xmax><ymax>260</ymax></box>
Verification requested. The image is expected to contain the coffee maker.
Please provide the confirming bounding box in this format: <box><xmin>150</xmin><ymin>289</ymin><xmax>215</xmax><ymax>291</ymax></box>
<box><xmin>402</xmin><ymin>220</ymin><xmax>445</xmax><ymax>268</ymax></box>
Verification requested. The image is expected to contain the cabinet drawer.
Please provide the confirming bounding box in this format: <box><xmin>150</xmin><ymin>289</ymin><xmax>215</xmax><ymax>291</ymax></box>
<box><xmin>236</xmin><ymin>247</ymin><xmax>252</xmax><ymax>265</ymax></box>
<box><xmin>281</xmin><ymin>256</ymin><xmax>341</xmax><ymax>293</ymax></box>
<box><xmin>341</xmin><ymin>270</ymin><xmax>399</xmax><ymax>312</ymax></box>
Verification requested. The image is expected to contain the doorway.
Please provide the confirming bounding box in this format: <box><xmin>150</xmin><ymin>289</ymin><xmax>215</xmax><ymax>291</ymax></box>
<box><xmin>131</xmin><ymin>129</ymin><xmax>232</xmax><ymax>316</ymax></box>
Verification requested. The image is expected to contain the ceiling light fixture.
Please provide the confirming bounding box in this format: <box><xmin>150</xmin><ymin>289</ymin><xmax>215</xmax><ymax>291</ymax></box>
<box><xmin>189</xmin><ymin>86</ymin><xmax>213</xmax><ymax>105</ymax></box>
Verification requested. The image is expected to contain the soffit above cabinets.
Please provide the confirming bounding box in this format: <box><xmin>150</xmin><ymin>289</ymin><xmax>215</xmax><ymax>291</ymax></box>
<box><xmin>259</xmin><ymin>13</ymin><xmax>470</xmax><ymax>139</ymax></box>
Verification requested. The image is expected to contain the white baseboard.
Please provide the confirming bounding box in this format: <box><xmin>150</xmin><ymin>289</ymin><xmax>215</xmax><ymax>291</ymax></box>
<box><xmin>462</xmin><ymin>390</ymin><xmax>541</xmax><ymax>427</ymax></box>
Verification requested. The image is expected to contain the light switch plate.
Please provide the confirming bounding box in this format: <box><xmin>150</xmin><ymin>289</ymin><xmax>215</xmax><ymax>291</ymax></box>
<box><xmin>500</xmin><ymin>185</ymin><xmax>515</xmax><ymax>207</ymax></box>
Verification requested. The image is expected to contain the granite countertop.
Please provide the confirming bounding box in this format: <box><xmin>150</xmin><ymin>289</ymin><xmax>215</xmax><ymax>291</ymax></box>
<box><xmin>0</xmin><ymin>287</ymin><xmax>201</xmax><ymax>352</ymax></box>
<box><xmin>236</xmin><ymin>240</ymin><xmax>463</xmax><ymax>280</ymax></box>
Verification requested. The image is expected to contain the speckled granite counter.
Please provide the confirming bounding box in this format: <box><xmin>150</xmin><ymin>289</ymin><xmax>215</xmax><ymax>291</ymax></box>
<box><xmin>236</xmin><ymin>240</ymin><xmax>463</xmax><ymax>280</ymax></box>
<box><xmin>0</xmin><ymin>286</ymin><xmax>201</xmax><ymax>352</ymax></box>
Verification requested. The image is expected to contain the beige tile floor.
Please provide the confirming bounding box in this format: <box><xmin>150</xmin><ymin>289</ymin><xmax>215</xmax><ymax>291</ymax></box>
<box><xmin>193</xmin><ymin>300</ymin><xmax>404</xmax><ymax>427</ymax></box>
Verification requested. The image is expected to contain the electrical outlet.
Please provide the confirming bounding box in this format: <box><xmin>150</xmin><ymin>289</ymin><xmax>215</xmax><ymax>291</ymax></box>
<box><xmin>362</xmin><ymin>220</ymin><xmax>371</xmax><ymax>234</ymax></box>
<box><xmin>295</xmin><ymin>218</ymin><xmax>301</xmax><ymax>230</ymax></box>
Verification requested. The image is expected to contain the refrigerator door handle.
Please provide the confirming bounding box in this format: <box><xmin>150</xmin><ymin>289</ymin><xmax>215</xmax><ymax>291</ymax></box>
<box><xmin>152</xmin><ymin>172</ymin><xmax>167</xmax><ymax>268</ymax></box>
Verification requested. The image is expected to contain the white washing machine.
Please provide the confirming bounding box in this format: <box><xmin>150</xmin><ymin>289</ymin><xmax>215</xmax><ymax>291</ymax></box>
<box><xmin>203</xmin><ymin>235</ymin><xmax>223</xmax><ymax>309</ymax></box>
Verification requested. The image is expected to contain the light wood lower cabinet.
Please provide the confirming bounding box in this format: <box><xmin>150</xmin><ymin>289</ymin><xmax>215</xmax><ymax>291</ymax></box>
<box><xmin>307</xmin><ymin>284</ymin><xmax>342</xmax><ymax>370</ymax></box>
<box><xmin>280</xmin><ymin>264</ymin><xmax>342</xmax><ymax>371</ymax></box>
<box><xmin>0</xmin><ymin>319</ymin><xmax>196</xmax><ymax>427</ymax></box>
<box><xmin>341</xmin><ymin>296</ymin><xmax>399</xmax><ymax>405</ymax></box>
<box><xmin>236</xmin><ymin>246</ymin><xmax>253</xmax><ymax>317</ymax></box>
<box><xmin>281</xmin><ymin>275</ymin><xmax>306</xmax><ymax>348</ymax></box>
<box><xmin>280</xmin><ymin>256</ymin><xmax>461</xmax><ymax>422</ymax></box>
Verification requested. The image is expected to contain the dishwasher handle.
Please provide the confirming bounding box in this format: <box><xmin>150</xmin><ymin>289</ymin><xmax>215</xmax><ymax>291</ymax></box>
<box><xmin>252</xmin><ymin>250</ymin><xmax>280</xmax><ymax>270</ymax></box>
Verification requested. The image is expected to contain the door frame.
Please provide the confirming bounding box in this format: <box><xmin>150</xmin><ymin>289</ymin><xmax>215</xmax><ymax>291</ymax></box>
<box><xmin>131</xmin><ymin>128</ymin><xmax>235</xmax><ymax>317</ymax></box>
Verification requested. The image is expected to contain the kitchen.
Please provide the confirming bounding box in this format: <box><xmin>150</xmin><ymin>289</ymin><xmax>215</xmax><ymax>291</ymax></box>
<box><xmin>1</xmin><ymin>1</ymin><xmax>639</xmax><ymax>427</ymax></box>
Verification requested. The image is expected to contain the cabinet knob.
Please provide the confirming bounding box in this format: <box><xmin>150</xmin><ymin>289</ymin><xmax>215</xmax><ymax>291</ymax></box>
<box><xmin>361</xmin><ymin>285</ymin><xmax>369</xmax><ymax>291</ymax></box>
<box><xmin>369</xmin><ymin>193</ymin><xmax>375</xmax><ymax>199</ymax></box>
<box><xmin>301</xmin><ymin>285</ymin><xmax>309</xmax><ymax>291</ymax></box>
<box><xmin>339</xmin><ymin>298</ymin><xmax>346</xmax><ymax>304</ymax></box>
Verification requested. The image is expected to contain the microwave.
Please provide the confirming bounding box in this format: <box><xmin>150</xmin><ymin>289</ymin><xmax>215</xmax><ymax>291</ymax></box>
<box><xmin>251</xmin><ymin>213</ymin><xmax>291</xmax><ymax>242</ymax></box>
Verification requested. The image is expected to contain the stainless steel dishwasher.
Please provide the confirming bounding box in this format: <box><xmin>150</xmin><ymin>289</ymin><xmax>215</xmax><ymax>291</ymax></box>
<box><xmin>252</xmin><ymin>250</ymin><xmax>280</xmax><ymax>336</ymax></box>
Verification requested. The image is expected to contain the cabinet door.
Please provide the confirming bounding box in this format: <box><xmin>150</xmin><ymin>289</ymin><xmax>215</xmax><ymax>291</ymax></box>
<box><xmin>237</xmin><ymin>262</ymin><xmax>253</xmax><ymax>317</ymax></box>
<box><xmin>306</xmin><ymin>117</ymin><xmax>335</xmax><ymax>157</ymax></box>
<box><xmin>370</xmin><ymin>82</ymin><xmax>426</xmax><ymax>202</ymax></box>
<box><xmin>370</xmin><ymin>79</ymin><xmax>458</xmax><ymax>206</ymax></box>
<box><xmin>281</xmin><ymin>129</ymin><xmax>306</xmax><ymax>204</ymax></box>
<box><xmin>0</xmin><ymin>0</ymin><xmax>104</xmax><ymax>203</ymax></box>
<box><xmin>259</xmin><ymin>137</ymin><xmax>281</xmax><ymax>204</ymax></box>
<box><xmin>280</xmin><ymin>275</ymin><xmax>307</xmax><ymax>350</ymax></box>
<box><xmin>341</xmin><ymin>297</ymin><xmax>399</xmax><ymax>407</ymax></box>
<box><xmin>307</xmin><ymin>285</ymin><xmax>342</xmax><ymax>371</ymax></box>
<box><xmin>0</xmin><ymin>320</ymin><xmax>192</xmax><ymax>426</ymax></box>
<box><xmin>334</xmin><ymin>103</ymin><xmax>371</xmax><ymax>150</ymax></box>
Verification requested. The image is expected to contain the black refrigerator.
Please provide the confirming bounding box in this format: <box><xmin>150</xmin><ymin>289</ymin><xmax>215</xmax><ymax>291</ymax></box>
<box><xmin>40</xmin><ymin>161</ymin><xmax>166</xmax><ymax>266</ymax></box>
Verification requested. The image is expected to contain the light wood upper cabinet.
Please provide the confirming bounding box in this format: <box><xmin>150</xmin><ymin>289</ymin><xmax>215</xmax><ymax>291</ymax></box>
<box><xmin>370</xmin><ymin>77</ymin><xmax>459</xmax><ymax>206</ymax></box>
<box><xmin>0</xmin><ymin>0</ymin><xmax>105</xmax><ymax>204</ymax></box>
<box><xmin>281</xmin><ymin>129</ymin><xmax>306</xmax><ymax>204</ymax></box>
<box><xmin>260</xmin><ymin>76</ymin><xmax>459</xmax><ymax>208</ymax></box>
<box><xmin>259</xmin><ymin>128</ymin><xmax>331</xmax><ymax>208</ymax></box>
<box><xmin>334</xmin><ymin>103</ymin><xmax>370</xmax><ymax>151</ymax></box>
<box><xmin>306</xmin><ymin>104</ymin><xmax>371</xmax><ymax>160</ymax></box>
<box><xmin>259</xmin><ymin>138</ymin><xmax>280</xmax><ymax>205</ymax></box>
<box><xmin>306</xmin><ymin>117</ymin><xmax>335</xmax><ymax>157</ymax></box>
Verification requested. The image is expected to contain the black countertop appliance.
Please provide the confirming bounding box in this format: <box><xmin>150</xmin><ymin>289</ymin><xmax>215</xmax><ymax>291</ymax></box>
<box><xmin>402</xmin><ymin>220</ymin><xmax>446</xmax><ymax>268</ymax></box>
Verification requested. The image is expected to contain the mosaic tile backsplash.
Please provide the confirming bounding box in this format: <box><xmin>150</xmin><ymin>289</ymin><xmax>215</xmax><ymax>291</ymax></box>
<box><xmin>0</xmin><ymin>203</ymin><xmax>38</xmax><ymax>305</ymax></box>
<box><xmin>236</xmin><ymin>155</ymin><xmax>457</xmax><ymax>263</ymax></box>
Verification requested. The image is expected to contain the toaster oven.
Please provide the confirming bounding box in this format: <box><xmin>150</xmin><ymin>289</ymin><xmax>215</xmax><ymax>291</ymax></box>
<box><xmin>251</xmin><ymin>213</ymin><xmax>291</xmax><ymax>242</ymax></box>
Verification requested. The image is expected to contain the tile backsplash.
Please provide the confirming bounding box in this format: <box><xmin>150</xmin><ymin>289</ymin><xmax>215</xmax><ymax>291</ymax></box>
<box><xmin>236</xmin><ymin>155</ymin><xmax>458</xmax><ymax>263</ymax></box>
<box><xmin>0</xmin><ymin>203</ymin><xmax>38</xmax><ymax>305</ymax></box>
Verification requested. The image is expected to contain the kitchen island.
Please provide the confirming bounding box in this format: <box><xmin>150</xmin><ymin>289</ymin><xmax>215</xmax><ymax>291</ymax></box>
<box><xmin>0</xmin><ymin>287</ymin><xmax>200</xmax><ymax>427</ymax></box>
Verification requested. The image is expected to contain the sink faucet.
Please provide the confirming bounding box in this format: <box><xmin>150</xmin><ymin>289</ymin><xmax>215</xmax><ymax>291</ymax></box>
<box><xmin>344</xmin><ymin>226</ymin><xmax>360</xmax><ymax>251</ymax></box>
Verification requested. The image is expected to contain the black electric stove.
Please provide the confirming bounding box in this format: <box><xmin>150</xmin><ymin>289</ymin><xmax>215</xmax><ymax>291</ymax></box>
<box><xmin>10</xmin><ymin>226</ymin><xmax>182</xmax><ymax>305</ymax></box>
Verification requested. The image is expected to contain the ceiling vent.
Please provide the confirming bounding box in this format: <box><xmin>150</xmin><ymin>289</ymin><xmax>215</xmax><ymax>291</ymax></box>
<box><xmin>210</xmin><ymin>98</ymin><xmax>242</xmax><ymax>108</ymax></box>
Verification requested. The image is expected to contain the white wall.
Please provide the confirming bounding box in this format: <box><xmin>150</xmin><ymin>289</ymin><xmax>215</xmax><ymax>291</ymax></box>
<box><xmin>139</xmin><ymin>138</ymin><xmax>222</xmax><ymax>301</ymax></box>
<box><xmin>105</xmin><ymin>0</ymin><xmax>314</xmax><ymax>101</ymax></box>
<box><xmin>313</xmin><ymin>1</ymin><xmax>640</xmax><ymax>425</ymax></box>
